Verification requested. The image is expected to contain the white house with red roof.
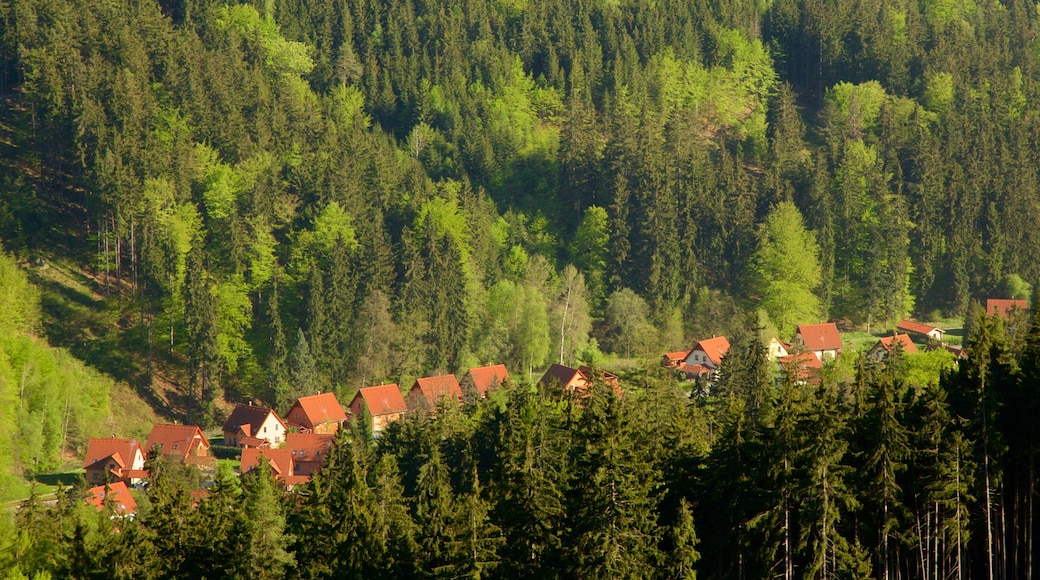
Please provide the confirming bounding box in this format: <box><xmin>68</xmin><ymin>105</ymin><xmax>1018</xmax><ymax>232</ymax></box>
<box><xmin>222</xmin><ymin>403</ymin><xmax>287</xmax><ymax>448</ymax></box>
<box><xmin>83</xmin><ymin>438</ymin><xmax>147</xmax><ymax>486</ymax></box>
<box><xmin>896</xmin><ymin>320</ymin><xmax>945</xmax><ymax>342</ymax></box>
<box><xmin>349</xmin><ymin>384</ymin><xmax>408</xmax><ymax>435</ymax></box>
<box><xmin>793</xmin><ymin>323</ymin><xmax>843</xmax><ymax>361</ymax></box>
<box><xmin>683</xmin><ymin>336</ymin><xmax>730</xmax><ymax>370</ymax></box>
<box><xmin>285</xmin><ymin>392</ymin><xmax>348</xmax><ymax>435</ymax></box>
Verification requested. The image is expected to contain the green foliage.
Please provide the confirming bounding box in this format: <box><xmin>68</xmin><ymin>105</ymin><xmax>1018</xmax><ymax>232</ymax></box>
<box><xmin>749</xmin><ymin>201</ymin><xmax>822</xmax><ymax>336</ymax></box>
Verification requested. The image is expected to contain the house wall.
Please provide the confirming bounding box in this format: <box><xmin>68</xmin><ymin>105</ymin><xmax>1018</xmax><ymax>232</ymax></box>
<box><xmin>684</xmin><ymin>350</ymin><xmax>718</xmax><ymax>369</ymax></box>
<box><xmin>373</xmin><ymin>412</ymin><xmax>404</xmax><ymax>434</ymax></box>
<box><xmin>258</xmin><ymin>414</ymin><xmax>285</xmax><ymax>447</ymax></box>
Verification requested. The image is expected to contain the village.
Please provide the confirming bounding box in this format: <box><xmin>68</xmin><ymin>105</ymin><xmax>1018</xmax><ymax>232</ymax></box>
<box><xmin>79</xmin><ymin>299</ymin><xmax>1028</xmax><ymax>520</ymax></box>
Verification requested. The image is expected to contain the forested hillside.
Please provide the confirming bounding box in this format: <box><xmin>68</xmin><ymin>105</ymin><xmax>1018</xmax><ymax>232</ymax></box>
<box><xmin>4</xmin><ymin>0</ymin><xmax>1040</xmax><ymax>575</ymax></box>
<box><xmin>2</xmin><ymin>0</ymin><xmax>1039</xmax><ymax>422</ymax></box>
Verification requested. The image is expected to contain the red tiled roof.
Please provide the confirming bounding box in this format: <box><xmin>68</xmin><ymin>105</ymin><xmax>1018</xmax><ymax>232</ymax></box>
<box><xmin>877</xmin><ymin>334</ymin><xmax>918</xmax><ymax>354</ymax></box>
<box><xmin>663</xmin><ymin>350</ymin><xmax>692</xmax><ymax>367</ymax></box>
<box><xmin>285</xmin><ymin>433</ymin><xmax>334</xmax><ymax>462</ymax></box>
<box><xmin>84</xmin><ymin>438</ymin><xmax>142</xmax><ymax>470</ymax></box>
<box><xmin>353</xmin><ymin>384</ymin><xmax>408</xmax><ymax>416</ymax></box>
<box><xmin>778</xmin><ymin>352</ymin><xmax>823</xmax><ymax>372</ymax></box>
<box><xmin>466</xmin><ymin>364</ymin><xmax>510</xmax><ymax>397</ymax></box>
<box><xmin>86</xmin><ymin>481</ymin><xmax>137</xmax><ymax>515</ymax></box>
<box><xmin>222</xmin><ymin>403</ymin><xmax>285</xmax><ymax>435</ymax></box>
<box><xmin>410</xmin><ymin>374</ymin><xmax>463</xmax><ymax>407</ymax></box>
<box><xmin>987</xmin><ymin>299</ymin><xmax>1029</xmax><ymax>319</ymax></box>
<box><xmin>896</xmin><ymin>320</ymin><xmax>943</xmax><ymax>336</ymax></box>
<box><xmin>680</xmin><ymin>363</ymin><xmax>711</xmax><ymax>376</ymax></box>
<box><xmin>241</xmin><ymin>448</ymin><xmax>294</xmax><ymax>479</ymax></box>
<box><xmin>690</xmin><ymin>336</ymin><xmax>730</xmax><ymax>367</ymax></box>
<box><xmin>286</xmin><ymin>393</ymin><xmax>347</xmax><ymax>430</ymax></box>
<box><xmin>796</xmin><ymin>323</ymin><xmax>843</xmax><ymax>352</ymax></box>
<box><xmin>145</xmin><ymin>424</ymin><xmax>209</xmax><ymax>460</ymax></box>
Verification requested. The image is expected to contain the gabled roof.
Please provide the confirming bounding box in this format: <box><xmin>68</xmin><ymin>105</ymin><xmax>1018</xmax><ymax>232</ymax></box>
<box><xmin>896</xmin><ymin>320</ymin><xmax>943</xmax><ymax>336</ymax></box>
<box><xmin>663</xmin><ymin>350</ymin><xmax>692</xmax><ymax>366</ymax></box>
<box><xmin>86</xmin><ymin>481</ymin><xmax>137</xmax><ymax>515</ymax></box>
<box><xmin>680</xmin><ymin>363</ymin><xmax>711</xmax><ymax>377</ymax></box>
<box><xmin>241</xmin><ymin>447</ymin><xmax>295</xmax><ymax>479</ymax></box>
<box><xmin>876</xmin><ymin>334</ymin><xmax>918</xmax><ymax>354</ymax></box>
<box><xmin>796</xmin><ymin>323</ymin><xmax>843</xmax><ymax>352</ymax></box>
<box><xmin>410</xmin><ymin>374</ymin><xmax>463</xmax><ymax>407</ymax></box>
<box><xmin>144</xmin><ymin>424</ymin><xmax>208</xmax><ymax>459</ymax></box>
<box><xmin>287</xmin><ymin>393</ymin><xmax>348</xmax><ymax>428</ymax></box>
<box><xmin>84</xmin><ymin>438</ymin><xmax>141</xmax><ymax>469</ymax></box>
<box><xmin>353</xmin><ymin>384</ymin><xmax>408</xmax><ymax>416</ymax></box>
<box><xmin>222</xmin><ymin>403</ymin><xmax>285</xmax><ymax>434</ymax></box>
<box><xmin>690</xmin><ymin>336</ymin><xmax>730</xmax><ymax>367</ymax></box>
<box><xmin>539</xmin><ymin>363</ymin><xmax>584</xmax><ymax>388</ymax></box>
<box><xmin>285</xmin><ymin>433</ymin><xmax>335</xmax><ymax>461</ymax></box>
<box><xmin>465</xmin><ymin>364</ymin><xmax>510</xmax><ymax>397</ymax></box>
<box><xmin>987</xmin><ymin>299</ymin><xmax>1029</xmax><ymax>319</ymax></box>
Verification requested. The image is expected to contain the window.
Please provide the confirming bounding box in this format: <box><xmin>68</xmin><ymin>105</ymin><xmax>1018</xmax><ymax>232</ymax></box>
<box><xmin>172</xmin><ymin>444</ymin><xmax>178</xmax><ymax>450</ymax></box>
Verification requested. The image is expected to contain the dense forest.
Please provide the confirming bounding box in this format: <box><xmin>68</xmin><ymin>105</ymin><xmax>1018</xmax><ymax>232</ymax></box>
<box><xmin>3</xmin><ymin>0</ymin><xmax>1040</xmax><ymax>575</ymax></box>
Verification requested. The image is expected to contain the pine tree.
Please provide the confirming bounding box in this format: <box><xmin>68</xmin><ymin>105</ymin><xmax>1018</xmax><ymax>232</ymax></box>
<box><xmin>266</xmin><ymin>277</ymin><xmax>292</xmax><ymax>411</ymax></box>
<box><xmin>289</xmin><ymin>328</ymin><xmax>320</xmax><ymax>401</ymax></box>
<box><xmin>565</xmin><ymin>377</ymin><xmax>663</xmax><ymax>578</ymax></box>
<box><xmin>184</xmin><ymin>241</ymin><xmax>221</xmax><ymax>426</ymax></box>
<box><xmin>241</xmin><ymin>460</ymin><xmax>295</xmax><ymax>578</ymax></box>
<box><xmin>667</xmin><ymin>499</ymin><xmax>701</xmax><ymax>580</ymax></box>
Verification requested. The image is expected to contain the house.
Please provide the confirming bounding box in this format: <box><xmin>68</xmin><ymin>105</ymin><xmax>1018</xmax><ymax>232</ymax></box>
<box><xmin>987</xmin><ymin>299</ymin><xmax>1029</xmax><ymax>319</ymax></box>
<box><xmin>144</xmin><ymin>424</ymin><xmax>214</xmax><ymax>467</ymax></box>
<box><xmin>86</xmin><ymin>481</ymin><xmax>137</xmax><ymax>516</ymax></box>
<box><xmin>240</xmin><ymin>447</ymin><xmax>307</xmax><ymax>487</ymax></box>
<box><xmin>683</xmin><ymin>336</ymin><xmax>730</xmax><ymax>371</ymax></box>
<box><xmin>408</xmin><ymin>374</ymin><xmax>463</xmax><ymax>411</ymax></box>
<box><xmin>777</xmin><ymin>352</ymin><xmax>823</xmax><ymax>385</ymax></box>
<box><xmin>767</xmin><ymin>337</ymin><xmax>791</xmax><ymax>361</ymax></box>
<box><xmin>83</xmin><ymin>438</ymin><xmax>147</xmax><ymax>486</ymax></box>
<box><xmin>896</xmin><ymin>320</ymin><xmax>945</xmax><ymax>342</ymax></box>
<box><xmin>222</xmin><ymin>403</ymin><xmax>287</xmax><ymax>448</ymax></box>
<box><xmin>463</xmin><ymin>364</ymin><xmax>510</xmax><ymax>398</ymax></box>
<box><xmin>662</xmin><ymin>350</ymin><xmax>691</xmax><ymax>368</ymax></box>
<box><xmin>793</xmin><ymin>323</ymin><xmax>843</xmax><ymax>361</ymax></box>
<box><xmin>538</xmin><ymin>364</ymin><xmax>622</xmax><ymax>398</ymax></box>
<box><xmin>285</xmin><ymin>393</ymin><xmax>348</xmax><ymax>435</ymax></box>
<box><xmin>285</xmin><ymin>433</ymin><xmax>335</xmax><ymax>476</ymax></box>
<box><xmin>869</xmin><ymin>334</ymin><xmax>919</xmax><ymax>362</ymax></box>
<box><xmin>349</xmin><ymin>384</ymin><xmax>408</xmax><ymax>435</ymax></box>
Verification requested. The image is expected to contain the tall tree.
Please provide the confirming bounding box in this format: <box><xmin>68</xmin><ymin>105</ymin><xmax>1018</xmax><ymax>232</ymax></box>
<box><xmin>749</xmin><ymin>201</ymin><xmax>822</xmax><ymax>336</ymax></box>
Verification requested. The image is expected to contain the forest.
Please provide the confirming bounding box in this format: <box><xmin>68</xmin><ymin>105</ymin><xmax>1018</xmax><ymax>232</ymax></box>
<box><xmin>2</xmin><ymin>0</ymin><xmax>1040</xmax><ymax>575</ymax></box>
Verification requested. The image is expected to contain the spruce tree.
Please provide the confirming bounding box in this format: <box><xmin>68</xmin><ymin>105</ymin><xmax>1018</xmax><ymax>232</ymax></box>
<box><xmin>565</xmin><ymin>377</ymin><xmax>662</xmax><ymax>578</ymax></box>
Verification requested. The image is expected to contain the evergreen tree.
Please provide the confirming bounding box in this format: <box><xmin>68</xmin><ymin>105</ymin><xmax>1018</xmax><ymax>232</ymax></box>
<box><xmin>565</xmin><ymin>377</ymin><xmax>663</xmax><ymax>578</ymax></box>
<box><xmin>241</xmin><ymin>460</ymin><xmax>295</xmax><ymax>578</ymax></box>
<box><xmin>184</xmin><ymin>241</ymin><xmax>221</xmax><ymax>426</ymax></box>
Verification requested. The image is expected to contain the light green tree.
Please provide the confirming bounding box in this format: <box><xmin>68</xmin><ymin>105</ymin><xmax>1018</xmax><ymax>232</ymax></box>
<box><xmin>749</xmin><ymin>202</ymin><xmax>822</xmax><ymax>336</ymax></box>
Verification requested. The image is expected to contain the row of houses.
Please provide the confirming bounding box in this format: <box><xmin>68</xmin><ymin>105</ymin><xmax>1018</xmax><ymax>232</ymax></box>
<box><xmin>82</xmin><ymin>365</ymin><xmax>513</xmax><ymax>508</ymax></box>
<box><xmin>662</xmin><ymin>319</ymin><xmax>956</xmax><ymax>387</ymax></box>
